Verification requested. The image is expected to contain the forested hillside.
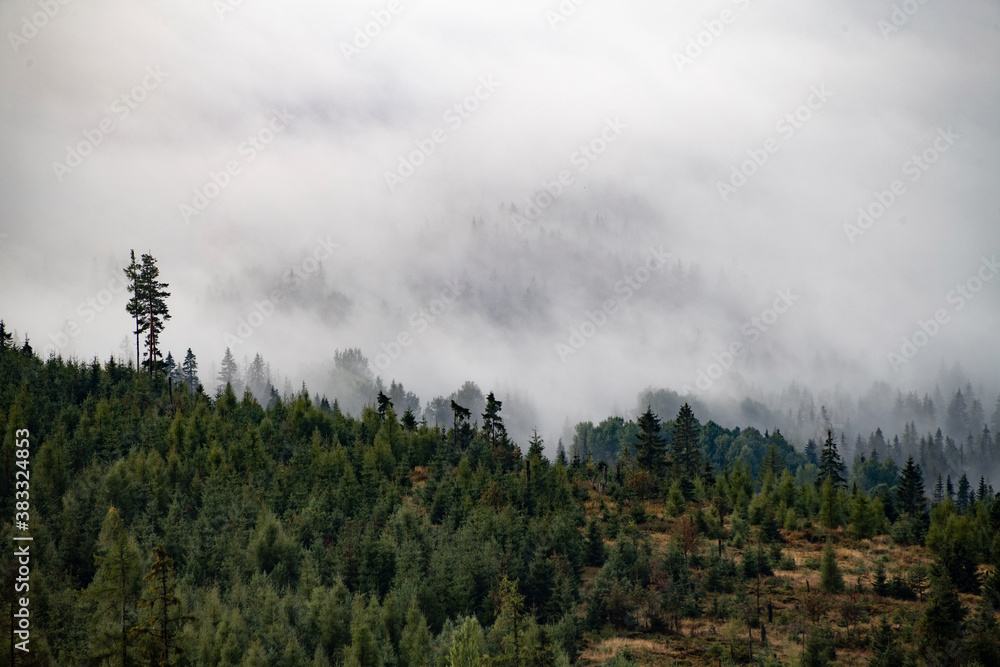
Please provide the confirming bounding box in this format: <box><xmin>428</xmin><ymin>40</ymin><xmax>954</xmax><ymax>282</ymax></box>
<box><xmin>0</xmin><ymin>323</ymin><xmax>998</xmax><ymax>666</ymax></box>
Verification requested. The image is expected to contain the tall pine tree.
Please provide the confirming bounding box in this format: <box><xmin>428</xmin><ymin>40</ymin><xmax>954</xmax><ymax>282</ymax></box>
<box><xmin>818</xmin><ymin>430</ymin><xmax>847</xmax><ymax>489</ymax></box>
<box><xmin>634</xmin><ymin>406</ymin><xmax>665</xmax><ymax>475</ymax></box>
<box><xmin>896</xmin><ymin>456</ymin><xmax>927</xmax><ymax>517</ymax></box>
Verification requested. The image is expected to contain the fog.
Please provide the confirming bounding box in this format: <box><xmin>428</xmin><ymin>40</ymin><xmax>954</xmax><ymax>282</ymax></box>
<box><xmin>2</xmin><ymin>0</ymin><xmax>998</xmax><ymax>451</ymax></box>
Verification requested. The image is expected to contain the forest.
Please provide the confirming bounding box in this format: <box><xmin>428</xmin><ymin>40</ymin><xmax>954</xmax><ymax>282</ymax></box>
<box><xmin>0</xmin><ymin>312</ymin><xmax>999</xmax><ymax>665</ymax></box>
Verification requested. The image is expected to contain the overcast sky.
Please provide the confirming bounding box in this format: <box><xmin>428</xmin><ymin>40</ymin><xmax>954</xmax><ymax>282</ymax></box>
<box><xmin>1</xmin><ymin>0</ymin><xmax>998</xmax><ymax>439</ymax></box>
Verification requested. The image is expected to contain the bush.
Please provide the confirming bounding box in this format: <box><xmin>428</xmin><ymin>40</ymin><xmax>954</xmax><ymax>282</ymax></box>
<box><xmin>777</xmin><ymin>555</ymin><xmax>797</xmax><ymax>571</ymax></box>
<box><xmin>800</xmin><ymin>626</ymin><xmax>836</xmax><ymax>667</ymax></box>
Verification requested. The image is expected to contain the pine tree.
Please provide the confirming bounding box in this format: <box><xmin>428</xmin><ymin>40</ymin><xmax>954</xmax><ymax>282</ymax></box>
<box><xmin>818</xmin><ymin>430</ymin><xmax>847</xmax><ymax>489</ymax></box>
<box><xmin>555</xmin><ymin>439</ymin><xmax>567</xmax><ymax>467</ymax></box>
<box><xmin>451</xmin><ymin>400</ymin><xmax>473</xmax><ymax>452</ymax></box>
<box><xmin>0</xmin><ymin>320</ymin><xmax>14</xmax><ymax>350</ymax></box>
<box><xmin>956</xmin><ymin>473</ymin><xmax>970</xmax><ymax>514</ymax></box>
<box><xmin>127</xmin><ymin>253</ymin><xmax>170</xmax><ymax>373</ymax></box>
<box><xmin>804</xmin><ymin>438</ymin><xmax>818</xmax><ymax>466</ymax></box>
<box><xmin>163</xmin><ymin>352</ymin><xmax>182</xmax><ymax>387</ymax></box>
<box><xmin>868</xmin><ymin>617</ymin><xmax>907</xmax><ymax>667</ymax></box>
<box><xmin>123</xmin><ymin>250</ymin><xmax>142</xmax><ymax>368</ymax></box>
<box><xmin>634</xmin><ymin>406</ymin><xmax>665</xmax><ymax>475</ymax></box>
<box><xmin>401</xmin><ymin>408</ymin><xmax>417</xmax><ymax>431</ymax></box>
<box><xmin>946</xmin><ymin>389</ymin><xmax>969</xmax><ymax>440</ymax></box>
<box><xmin>932</xmin><ymin>474</ymin><xmax>944</xmax><ymax>505</ymax></box>
<box><xmin>376</xmin><ymin>390</ymin><xmax>393</xmax><ymax>420</ymax></box>
<box><xmin>87</xmin><ymin>508</ymin><xmax>141</xmax><ymax>666</ymax></box>
<box><xmin>671</xmin><ymin>403</ymin><xmax>702</xmax><ymax>493</ymax></box>
<box><xmin>245</xmin><ymin>353</ymin><xmax>268</xmax><ymax>401</ymax></box>
<box><xmin>896</xmin><ymin>456</ymin><xmax>926</xmax><ymax>517</ymax></box>
<box><xmin>180</xmin><ymin>348</ymin><xmax>198</xmax><ymax>391</ymax></box>
<box><xmin>585</xmin><ymin>519</ymin><xmax>606</xmax><ymax>566</ymax></box>
<box><xmin>490</xmin><ymin>576</ymin><xmax>526</xmax><ymax>666</ymax></box>
<box><xmin>481</xmin><ymin>392</ymin><xmax>506</xmax><ymax>449</ymax></box>
<box><xmin>399</xmin><ymin>597</ymin><xmax>431</xmax><ymax>667</ymax></box>
<box><xmin>917</xmin><ymin>565</ymin><xmax>966</xmax><ymax>655</ymax></box>
<box><xmin>820</xmin><ymin>540</ymin><xmax>844</xmax><ymax>593</ymax></box>
<box><xmin>217</xmin><ymin>347</ymin><xmax>240</xmax><ymax>394</ymax></box>
<box><xmin>450</xmin><ymin>616</ymin><xmax>487</xmax><ymax>667</ymax></box>
<box><xmin>134</xmin><ymin>545</ymin><xmax>191</xmax><ymax>666</ymax></box>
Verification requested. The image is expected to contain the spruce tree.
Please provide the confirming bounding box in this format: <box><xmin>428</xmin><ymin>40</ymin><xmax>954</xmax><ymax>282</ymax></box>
<box><xmin>634</xmin><ymin>406</ymin><xmax>665</xmax><ymax>475</ymax></box>
<box><xmin>896</xmin><ymin>456</ymin><xmax>927</xmax><ymax>517</ymax></box>
<box><xmin>0</xmin><ymin>320</ymin><xmax>12</xmax><ymax>350</ymax></box>
<box><xmin>181</xmin><ymin>348</ymin><xmax>199</xmax><ymax>391</ymax></box>
<box><xmin>820</xmin><ymin>540</ymin><xmax>844</xmax><ymax>593</ymax></box>
<box><xmin>135</xmin><ymin>545</ymin><xmax>190</xmax><ymax>665</ymax></box>
<box><xmin>481</xmin><ymin>392</ymin><xmax>506</xmax><ymax>449</ymax></box>
<box><xmin>917</xmin><ymin>565</ymin><xmax>966</xmax><ymax>655</ymax></box>
<box><xmin>217</xmin><ymin>347</ymin><xmax>240</xmax><ymax>394</ymax></box>
<box><xmin>804</xmin><ymin>438</ymin><xmax>818</xmax><ymax>466</ymax></box>
<box><xmin>818</xmin><ymin>430</ymin><xmax>847</xmax><ymax>489</ymax></box>
<box><xmin>956</xmin><ymin>473</ymin><xmax>970</xmax><ymax>514</ymax></box>
<box><xmin>671</xmin><ymin>402</ymin><xmax>702</xmax><ymax>492</ymax></box>
<box><xmin>87</xmin><ymin>508</ymin><xmax>141</xmax><ymax>666</ymax></box>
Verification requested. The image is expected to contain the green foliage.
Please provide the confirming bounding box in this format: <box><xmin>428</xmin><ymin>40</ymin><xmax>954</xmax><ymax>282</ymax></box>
<box><xmin>0</xmin><ymin>325</ymin><xmax>995</xmax><ymax>665</ymax></box>
<box><xmin>800</xmin><ymin>625</ymin><xmax>836</xmax><ymax>667</ymax></box>
<box><xmin>819</xmin><ymin>541</ymin><xmax>844</xmax><ymax>594</ymax></box>
<box><xmin>917</xmin><ymin>565</ymin><xmax>966</xmax><ymax>656</ymax></box>
<box><xmin>449</xmin><ymin>616</ymin><xmax>487</xmax><ymax>666</ymax></box>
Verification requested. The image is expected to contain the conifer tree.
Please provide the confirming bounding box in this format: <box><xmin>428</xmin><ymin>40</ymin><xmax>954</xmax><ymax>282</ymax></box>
<box><xmin>804</xmin><ymin>438</ymin><xmax>818</xmax><ymax>466</ymax></box>
<box><xmin>482</xmin><ymin>392</ymin><xmax>506</xmax><ymax>449</ymax></box>
<box><xmin>125</xmin><ymin>253</ymin><xmax>170</xmax><ymax>373</ymax></box>
<box><xmin>820</xmin><ymin>540</ymin><xmax>844</xmax><ymax>593</ymax></box>
<box><xmin>956</xmin><ymin>473</ymin><xmax>970</xmax><ymax>514</ymax></box>
<box><xmin>634</xmin><ymin>406</ymin><xmax>665</xmax><ymax>475</ymax></box>
<box><xmin>87</xmin><ymin>508</ymin><xmax>141</xmax><ymax>666</ymax></box>
<box><xmin>376</xmin><ymin>390</ymin><xmax>393</xmax><ymax>420</ymax></box>
<box><xmin>818</xmin><ymin>430</ymin><xmax>847</xmax><ymax>489</ymax></box>
<box><xmin>181</xmin><ymin>348</ymin><xmax>199</xmax><ymax>391</ymax></box>
<box><xmin>671</xmin><ymin>403</ymin><xmax>702</xmax><ymax>491</ymax></box>
<box><xmin>917</xmin><ymin>565</ymin><xmax>966</xmax><ymax>656</ymax></box>
<box><xmin>896</xmin><ymin>456</ymin><xmax>927</xmax><ymax>517</ymax></box>
<box><xmin>217</xmin><ymin>347</ymin><xmax>240</xmax><ymax>394</ymax></box>
<box><xmin>134</xmin><ymin>545</ymin><xmax>190</xmax><ymax>666</ymax></box>
<box><xmin>399</xmin><ymin>597</ymin><xmax>431</xmax><ymax>666</ymax></box>
<box><xmin>123</xmin><ymin>250</ymin><xmax>142</xmax><ymax>368</ymax></box>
